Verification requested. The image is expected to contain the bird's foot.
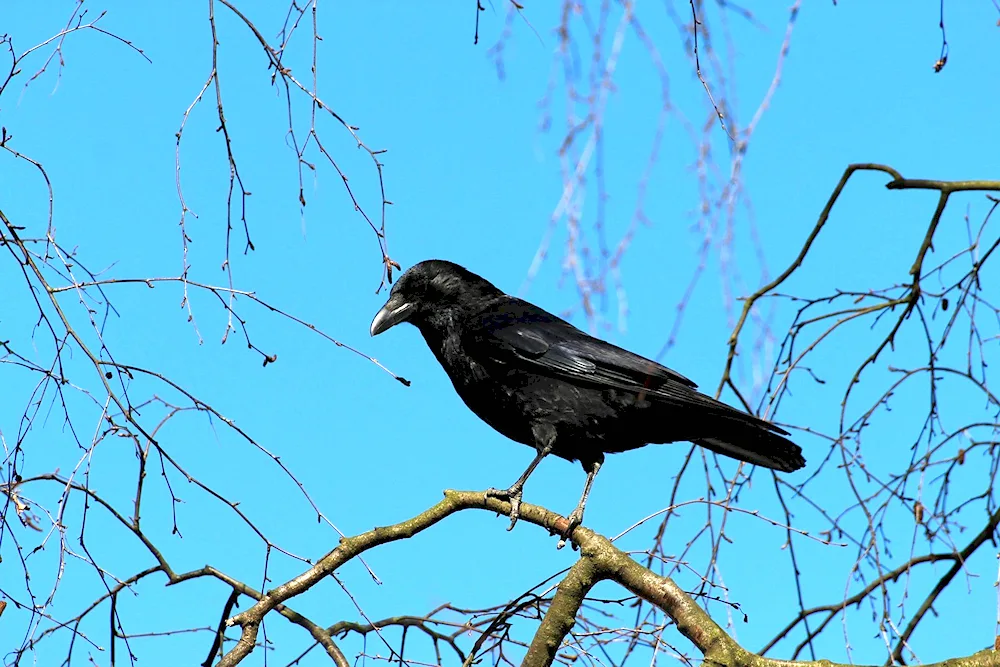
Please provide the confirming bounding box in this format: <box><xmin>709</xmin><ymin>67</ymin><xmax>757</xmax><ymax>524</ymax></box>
<box><xmin>485</xmin><ymin>486</ymin><xmax>523</xmax><ymax>531</ymax></box>
<box><xmin>556</xmin><ymin>509</ymin><xmax>584</xmax><ymax>550</ymax></box>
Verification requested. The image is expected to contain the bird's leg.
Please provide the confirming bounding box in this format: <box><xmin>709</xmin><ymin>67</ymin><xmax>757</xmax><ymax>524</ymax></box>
<box><xmin>486</xmin><ymin>425</ymin><xmax>556</xmax><ymax>530</ymax></box>
<box><xmin>557</xmin><ymin>454</ymin><xmax>604</xmax><ymax>549</ymax></box>
<box><xmin>486</xmin><ymin>443</ymin><xmax>552</xmax><ymax>530</ymax></box>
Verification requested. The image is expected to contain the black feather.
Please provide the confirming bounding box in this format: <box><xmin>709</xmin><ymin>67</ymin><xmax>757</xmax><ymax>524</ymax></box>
<box><xmin>371</xmin><ymin>259</ymin><xmax>805</xmax><ymax>530</ymax></box>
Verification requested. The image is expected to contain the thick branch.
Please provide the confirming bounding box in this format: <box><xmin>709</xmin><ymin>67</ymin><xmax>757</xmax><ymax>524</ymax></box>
<box><xmin>217</xmin><ymin>490</ymin><xmax>1000</xmax><ymax>667</ymax></box>
<box><xmin>524</xmin><ymin>557</ymin><xmax>600</xmax><ymax>665</ymax></box>
<box><xmin>218</xmin><ymin>490</ymin><xmax>570</xmax><ymax>666</ymax></box>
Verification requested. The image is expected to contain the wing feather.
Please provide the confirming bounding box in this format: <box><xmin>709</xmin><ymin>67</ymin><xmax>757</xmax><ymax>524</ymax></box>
<box><xmin>465</xmin><ymin>297</ymin><xmax>789</xmax><ymax>437</ymax></box>
<box><xmin>469</xmin><ymin>299</ymin><xmax>696</xmax><ymax>390</ymax></box>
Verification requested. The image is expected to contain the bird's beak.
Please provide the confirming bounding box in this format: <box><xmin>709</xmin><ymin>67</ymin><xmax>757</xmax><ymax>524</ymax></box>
<box><xmin>370</xmin><ymin>297</ymin><xmax>415</xmax><ymax>336</ymax></box>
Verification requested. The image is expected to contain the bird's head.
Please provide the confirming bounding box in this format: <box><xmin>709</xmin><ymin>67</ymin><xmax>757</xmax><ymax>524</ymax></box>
<box><xmin>370</xmin><ymin>260</ymin><xmax>502</xmax><ymax>336</ymax></box>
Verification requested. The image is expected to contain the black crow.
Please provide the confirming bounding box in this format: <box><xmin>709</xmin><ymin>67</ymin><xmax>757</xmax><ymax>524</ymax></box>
<box><xmin>371</xmin><ymin>260</ymin><xmax>804</xmax><ymax>537</ymax></box>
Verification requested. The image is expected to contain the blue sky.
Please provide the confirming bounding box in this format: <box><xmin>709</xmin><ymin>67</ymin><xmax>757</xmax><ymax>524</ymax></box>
<box><xmin>2</xmin><ymin>2</ymin><xmax>999</xmax><ymax>665</ymax></box>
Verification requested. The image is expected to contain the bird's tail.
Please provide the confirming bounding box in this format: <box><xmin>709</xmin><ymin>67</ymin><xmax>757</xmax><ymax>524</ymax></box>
<box><xmin>692</xmin><ymin>415</ymin><xmax>804</xmax><ymax>473</ymax></box>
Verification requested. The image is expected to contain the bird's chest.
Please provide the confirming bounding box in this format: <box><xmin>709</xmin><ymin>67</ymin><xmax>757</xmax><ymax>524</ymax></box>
<box><xmin>432</xmin><ymin>337</ymin><xmax>538</xmax><ymax>443</ymax></box>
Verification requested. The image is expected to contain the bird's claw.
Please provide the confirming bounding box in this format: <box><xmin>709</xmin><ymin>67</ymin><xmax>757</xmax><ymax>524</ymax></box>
<box><xmin>556</xmin><ymin>509</ymin><xmax>583</xmax><ymax>550</ymax></box>
<box><xmin>507</xmin><ymin>495</ymin><xmax>521</xmax><ymax>530</ymax></box>
<box><xmin>485</xmin><ymin>486</ymin><xmax>523</xmax><ymax>530</ymax></box>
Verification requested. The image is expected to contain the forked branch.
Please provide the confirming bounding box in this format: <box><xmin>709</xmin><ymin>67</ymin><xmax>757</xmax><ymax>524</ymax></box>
<box><xmin>218</xmin><ymin>490</ymin><xmax>1000</xmax><ymax>667</ymax></box>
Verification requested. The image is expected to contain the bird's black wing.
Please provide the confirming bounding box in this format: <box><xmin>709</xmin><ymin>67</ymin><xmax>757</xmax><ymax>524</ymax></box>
<box><xmin>464</xmin><ymin>297</ymin><xmax>800</xmax><ymax>470</ymax></box>
<box><xmin>465</xmin><ymin>297</ymin><xmax>703</xmax><ymax>394</ymax></box>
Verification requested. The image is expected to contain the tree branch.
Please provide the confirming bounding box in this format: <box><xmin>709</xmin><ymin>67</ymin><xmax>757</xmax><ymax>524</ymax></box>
<box><xmin>524</xmin><ymin>557</ymin><xmax>600</xmax><ymax>665</ymax></box>
<box><xmin>218</xmin><ymin>490</ymin><xmax>1000</xmax><ymax>667</ymax></box>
